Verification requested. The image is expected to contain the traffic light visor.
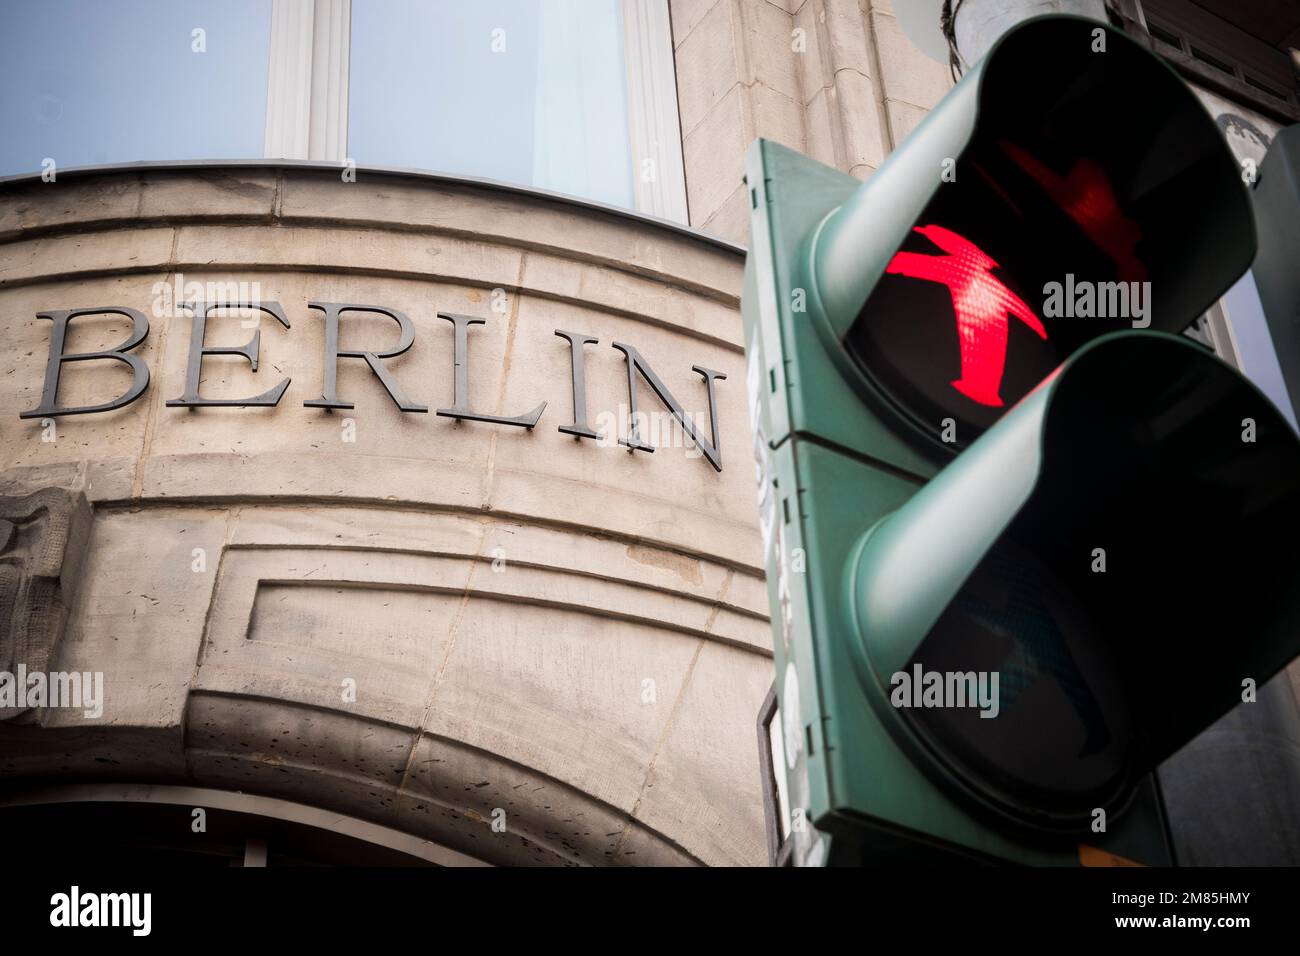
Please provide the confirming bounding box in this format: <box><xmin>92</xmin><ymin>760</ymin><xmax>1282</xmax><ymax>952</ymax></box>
<box><xmin>812</xmin><ymin>16</ymin><xmax>1255</xmax><ymax>449</ymax></box>
<box><xmin>848</xmin><ymin>332</ymin><xmax>1300</xmax><ymax>830</ymax></box>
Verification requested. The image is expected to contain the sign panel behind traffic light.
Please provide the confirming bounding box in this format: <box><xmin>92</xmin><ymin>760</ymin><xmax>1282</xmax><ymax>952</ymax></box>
<box><xmin>1249</xmin><ymin>122</ymin><xmax>1300</xmax><ymax>427</ymax></box>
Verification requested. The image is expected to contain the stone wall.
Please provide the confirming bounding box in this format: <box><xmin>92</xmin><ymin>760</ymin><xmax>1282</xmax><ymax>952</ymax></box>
<box><xmin>673</xmin><ymin>0</ymin><xmax>954</xmax><ymax>242</ymax></box>
<box><xmin>0</xmin><ymin>166</ymin><xmax>771</xmax><ymax>866</ymax></box>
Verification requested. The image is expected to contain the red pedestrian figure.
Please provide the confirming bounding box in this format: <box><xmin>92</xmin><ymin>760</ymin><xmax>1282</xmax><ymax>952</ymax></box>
<box><xmin>885</xmin><ymin>224</ymin><xmax>1046</xmax><ymax>407</ymax></box>
<box><xmin>1000</xmin><ymin>141</ymin><xmax>1147</xmax><ymax>283</ymax></box>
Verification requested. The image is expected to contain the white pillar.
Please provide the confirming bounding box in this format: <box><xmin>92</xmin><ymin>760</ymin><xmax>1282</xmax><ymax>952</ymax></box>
<box><xmin>263</xmin><ymin>0</ymin><xmax>351</xmax><ymax>162</ymax></box>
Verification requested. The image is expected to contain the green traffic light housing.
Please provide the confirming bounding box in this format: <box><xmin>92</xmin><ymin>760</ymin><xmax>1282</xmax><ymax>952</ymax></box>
<box><xmin>847</xmin><ymin>331</ymin><xmax>1300</xmax><ymax>835</ymax></box>
<box><xmin>743</xmin><ymin>14</ymin><xmax>1300</xmax><ymax>866</ymax></box>
<box><xmin>799</xmin><ymin>14</ymin><xmax>1256</xmax><ymax>460</ymax></box>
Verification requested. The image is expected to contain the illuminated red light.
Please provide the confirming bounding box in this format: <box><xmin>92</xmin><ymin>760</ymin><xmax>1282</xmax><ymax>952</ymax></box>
<box><xmin>885</xmin><ymin>224</ymin><xmax>1046</xmax><ymax>407</ymax></box>
<box><xmin>1001</xmin><ymin>142</ymin><xmax>1148</xmax><ymax>282</ymax></box>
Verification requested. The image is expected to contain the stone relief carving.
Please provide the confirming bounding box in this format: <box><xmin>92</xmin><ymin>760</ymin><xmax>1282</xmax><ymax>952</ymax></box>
<box><xmin>0</xmin><ymin>488</ymin><xmax>91</xmax><ymax>721</ymax></box>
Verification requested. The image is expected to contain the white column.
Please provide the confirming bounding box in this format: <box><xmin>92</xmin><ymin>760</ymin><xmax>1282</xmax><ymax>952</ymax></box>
<box><xmin>622</xmin><ymin>0</ymin><xmax>689</xmax><ymax>223</ymax></box>
<box><xmin>308</xmin><ymin>0</ymin><xmax>350</xmax><ymax>162</ymax></box>
<box><xmin>263</xmin><ymin>0</ymin><xmax>350</xmax><ymax>162</ymax></box>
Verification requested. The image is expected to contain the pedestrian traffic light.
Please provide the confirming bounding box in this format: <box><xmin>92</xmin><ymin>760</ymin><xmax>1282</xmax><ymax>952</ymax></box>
<box><xmin>744</xmin><ymin>14</ymin><xmax>1300</xmax><ymax>866</ymax></box>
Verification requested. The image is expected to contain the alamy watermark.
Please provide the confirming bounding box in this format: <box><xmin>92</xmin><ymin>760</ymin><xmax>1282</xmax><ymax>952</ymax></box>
<box><xmin>593</xmin><ymin>403</ymin><xmax>710</xmax><ymax>461</ymax></box>
<box><xmin>50</xmin><ymin>886</ymin><xmax>150</xmax><ymax>936</ymax></box>
<box><xmin>890</xmin><ymin>664</ymin><xmax>1000</xmax><ymax>719</ymax></box>
<box><xmin>150</xmin><ymin>273</ymin><xmax>264</xmax><ymax>323</ymax></box>
<box><xmin>1042</xmin><ymin>274</ymin><xmax>1151</xmax><ymax>328</ymax></box>
<box><xmin>0</xmin><ymin>666</ymin><xmax>103</xmax><ymax>718</ymax></box>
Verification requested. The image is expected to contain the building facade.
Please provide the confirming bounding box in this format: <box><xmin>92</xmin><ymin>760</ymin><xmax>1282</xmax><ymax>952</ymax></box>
<box><xmin>1</xmin><ymin>0</ymin><xmax>1296</xmax><ymax>865</ymax></box>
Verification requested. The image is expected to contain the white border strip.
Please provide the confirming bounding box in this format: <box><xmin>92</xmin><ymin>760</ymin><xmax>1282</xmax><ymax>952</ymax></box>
<box><xmin>623</xmin><ymin>0</ymin><xmax>690</xmax><ymax>224</ymax></box>
<box><xmin>265</xmin><ymin>0</ymin><xmax>351</xmax><ymax>161</ymax></box>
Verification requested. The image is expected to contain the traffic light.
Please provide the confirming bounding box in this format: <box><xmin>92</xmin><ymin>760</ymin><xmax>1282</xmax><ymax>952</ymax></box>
<box><xmin>743</xmin><ymin>14</ymin><xmax>1300</xmax><ymax>866</ymax></box>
